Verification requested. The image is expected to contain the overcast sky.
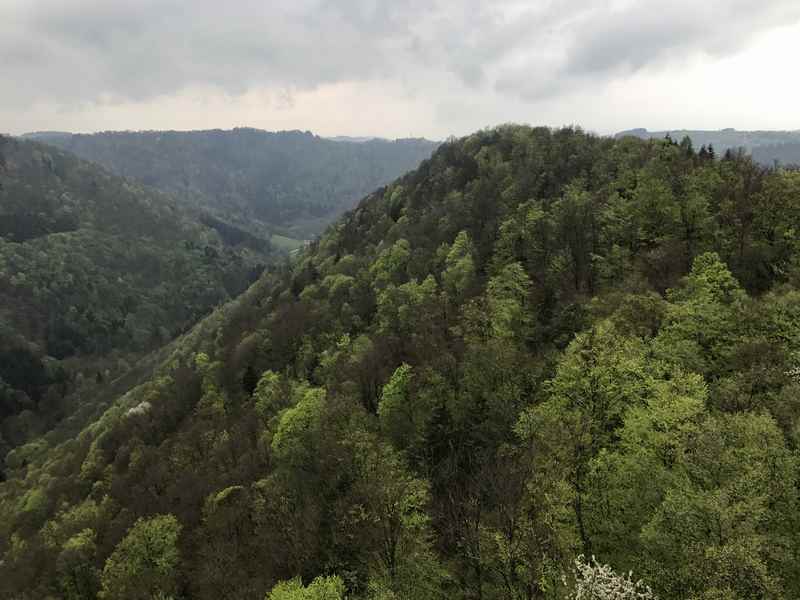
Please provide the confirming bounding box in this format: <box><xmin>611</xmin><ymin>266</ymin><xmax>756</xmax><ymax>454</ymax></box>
<box><xmin>2</xmin><ymin>0</ymin><xmax>800</xmax><ymax>138</ymax></box>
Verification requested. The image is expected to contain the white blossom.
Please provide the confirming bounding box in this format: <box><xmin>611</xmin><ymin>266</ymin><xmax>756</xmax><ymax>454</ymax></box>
<box><xmin>126</xmin><ymin>401</ymin><xmax>152</xmax><ymax>417</ymax></box>
<box><xmin>569</xmin><ymin>555</ymin><xmax>656</xmax><ymax>600</ymax></box>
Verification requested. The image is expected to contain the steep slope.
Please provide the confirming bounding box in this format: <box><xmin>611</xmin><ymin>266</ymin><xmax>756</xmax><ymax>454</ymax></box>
<box><xmin>0</xmin><ymin>135</ymin><xmax>269</xmax><ymax>469</ymax></box>
<box><xmin>616</xmin><ymin>127</ymin><xmax>800</xmax><ymax>165</ymax></box>
<box><xmin>2</xmin><ymin>126</ymin><xmax>800</xmax><ymax>600</ymax></box>
<box><xmin>27</xmin><ymin>128</ymin><xmax>439</xmax><ymax>239</ymax></box>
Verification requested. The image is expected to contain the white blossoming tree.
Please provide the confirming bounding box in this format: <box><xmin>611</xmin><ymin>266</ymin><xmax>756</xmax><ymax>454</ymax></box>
<box><xmin>570</xmin><ymin>555</ymin><xmax>656</xmax><ymax>600</ymax></box>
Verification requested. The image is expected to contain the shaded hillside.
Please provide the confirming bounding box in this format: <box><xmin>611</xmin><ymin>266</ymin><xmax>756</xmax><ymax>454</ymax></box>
<box><xmin>0</xmin><ymin>135</ymin><xmax>268</xmax><ymax>467</ymax></box>
<box><xmin>617</xmin><ymin>127</ymin><xmax>800</xmax><ymax>165</ymax></box>
<box><xmin>2</xmin><ymin>126</ymin><xmax>800</xmax><ymax>600</ymax></box>
<box><xmin>753</xmin><ymin>141</ymin><xmax>800</xmax><ymax>167</ymax></box>
<box><xmin>28</xmin><ymin>128</ymin><xmax>439</xmax><ymax>239</ymax></box>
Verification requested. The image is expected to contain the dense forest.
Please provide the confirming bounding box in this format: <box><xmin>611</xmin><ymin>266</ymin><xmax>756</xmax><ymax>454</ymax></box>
<box><xmin>2</xmin><ymin>125</ymin><xmax>800</xmax><ymax>600</ymax></box>
<box><xmin>617</xmin><ymin>128</ymin><xmax>800</xmax><ymax>167</ymax></box>
<box><xmin>0</xmin><ymin>136</ymin><xmax>269</xmax><ymax>476</ymax></box>
<box><xmin>26</xmin><ymin>129</ymin><xmax>439</xmax><ymax>240</ymax></box>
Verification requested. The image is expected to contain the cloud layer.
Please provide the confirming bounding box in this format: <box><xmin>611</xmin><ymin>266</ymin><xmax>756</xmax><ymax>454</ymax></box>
<box><xmin>2</xmin><ymin>0</ymin><xmax>799</xmax><ymax>136</ymax></box>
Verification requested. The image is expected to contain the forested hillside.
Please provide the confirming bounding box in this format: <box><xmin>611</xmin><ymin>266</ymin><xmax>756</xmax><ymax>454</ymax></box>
<box><xmin>2</xmin><ymin>126</ymin><xmax>800</xmax><ymax>600</ymax></box>
<box><xmin>27</xmin><ymin>129</ymin><xmax>439</xmax><ymax>239</ymax></box>
<box><xmin>753</xmin><ymin>142</ymin><xmax>800</xmax><ymax>167</ymax></box>
<box><xmin>617</xmin><ymin>127</ymin><xmax>800</xmax><ymax>166</ymax></box>
<box><xmin>0</xmin><ymin>136</ymin><xmax>268</xmax><ymax>474</ymax></box>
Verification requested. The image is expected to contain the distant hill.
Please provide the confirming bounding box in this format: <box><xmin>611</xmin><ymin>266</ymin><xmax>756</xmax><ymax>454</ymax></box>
<box><xmin>326</xmin><ymin>135</ymin><xmax>380</xmax><ymax>143</ymax></box>
<box><xmin>752</xmin><ymin>142</ymin><xmax>800</xmax><ymax>166</ymax></box>
<box><xmin>26</xmin><ymin>128</ymin><xmax>439</xmax><ymax>239</ymax></box>
<box><xmin>0</xmin><ymin>135</ymin><xmax>268</xmax><ymax>461</ymax></box>
<box><xmin>19</xmin><ymin>131</ymin><xmax>74</xmax><ymax>142</ymax></box>
<box><xmin>616</xmin><ymin>127</ymin><xmax>800</xmax><ymax>165</ymax></box>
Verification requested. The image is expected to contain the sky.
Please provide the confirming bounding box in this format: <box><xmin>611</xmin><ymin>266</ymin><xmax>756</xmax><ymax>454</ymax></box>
<box><xmin>2</xmin><ymin>0</ymin><xmax>800</xmax><ymax>139</ymax></box>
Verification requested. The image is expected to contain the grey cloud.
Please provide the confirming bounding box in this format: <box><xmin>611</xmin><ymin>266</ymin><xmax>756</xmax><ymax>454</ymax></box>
<box><xmin>1</xmin><ymin>0</ymin><xmax>798</xmax><ymax>111</ymax></box>
<box><xmin>2</xmin><ymin>0</ymin><xmax>411</xmax><ymax>107</ymax></box>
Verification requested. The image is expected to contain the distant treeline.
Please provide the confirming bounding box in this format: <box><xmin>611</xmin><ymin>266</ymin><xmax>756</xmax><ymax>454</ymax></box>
<box><xmin>617</xmin><ymin>127</ymin><xmax>800</xmax><ymax>166</ymax></box>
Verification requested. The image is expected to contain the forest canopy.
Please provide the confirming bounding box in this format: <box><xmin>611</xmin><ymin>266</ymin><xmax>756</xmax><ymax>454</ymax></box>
<box><xmin>0</xmin><ymin>135</ymin><xmax>268</xmax><ymax>475</ymax></box>
<box><xmin>2</xmin><ymin>125</ymin><xmax>800</xmax><ymax>600</ymax></box>
<box><xmin>27</xmin><ymin>129</ymin><xmax>439</xmax><ymax>239</ymax></box>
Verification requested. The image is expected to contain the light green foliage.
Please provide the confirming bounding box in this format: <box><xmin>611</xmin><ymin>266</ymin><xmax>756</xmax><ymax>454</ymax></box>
<box><xmin>195</xmin><ymin>351</ymin><xmax>212</xmax><ymax>373</ymax></box>
<box><xmin>492</xmin><ymin>201</ymin><xmax>551</xmax><ymax>272</ymax></box>
<box><xmin>318</xmin><ymin>334</ymin><xmax>354</xmax><ymax>378</ymax></box>
<box><xmin>476</xmin><ymin>447</ymin><xmax>579</xmax><ymax>599</ymax></box>
<box><xmin>654</xmin><ymin>252</ymin><xmax>745</xmax><ymax>375</ymax></box>
<box><xmin>57</xmin><ymin>528</ymin><xmax>99</xmax><ymax>600</ymax></box>
<box><xmin>486</xmin><ymin>262</ymin><xmax>532</xmax><ymax>340</ymax></box>
<box><xmin>668</xmin><ymin>252</ymin><xmax>746</xmax><ymax>305</ymax></box>
<box><xmin>195</xmin><ymin>384</ymin><xmax>226</xmax><ymax>420</ymax></box>
<box><xmin>517</xmin><ymin>322</ymin><xmax>655</xmax><ymax>560</ymax></box>
<box><xmin>631</xmin><ymin>171</ymin><xmax>680</xmax><ymax>245</ymax></box>
<box><xmin>19</xmin><ymin>487</ymin><xmax>48</xmax><ymax>522</ymax></box>
<box><xmin>41</xmin><ymin>497</ymin><xmax>103</xmax><ymax>550</ymax></box>
<box><xmin>100</xmin><ymin>514</ymin><xmax>182</xmax><ymax>600</ymax></box>
<box><xmin>584</xmin><ymin>374</ymin><xmax>708</xmax><ymax>563</ymax></box>
<box><xmin>640</xmin><ymin>412</ymin><xmax>797</xmax><ymax>599</ymax></box>
<box><xmin>533</xmin><ymin>321</ymin><xmax>654</xmax><ymax>448</ymax></box>
<box><xmin>4</xmin><ymin>438</ymin><xmax>49</xmax><ymax>472</ymax></box>
<box><xmin>206</xmin><ymin>485</ymin><xmax>246</xmax><ymax>513</ymax></box>
<box><xmin>193</xmin><ymin>352</ymin><xmax>230</xmax><ymax>419</ymax></box>
<box><xmin>345</xmin><ymin>433</ymin><xmax>445</xmax><ymax>599</ymax></box>
<box><xmin>378</xmin><ymin>364</ymin><xmax>414</xmax><ymax>443</ymax></box>
<box><xmin>371</xmin><ymin>239</ymin><xmax>411</xmax><ymax>289</ymax></box>
<box><xmin>271</xmin><ymin>387</ymin><xmax>326</xmax><ymax>468</ymax></box>
<box><xmin>253</xmin><ymin>370</ymin><xmax>285</xmax><ymax>418</ymax></box>
<box><xmin>376</xmin><ymin>275</ymin><xmax>438</xmax><ymax>335</ymax></box>
<box><xmin>677</xmin><ymin>168</ymin><xmax>716</xmax><ymax>256</ymax></box>
<box><xmin>322</xmin><ymin>273</ymin><xmax>356</xmax><ymax>303</ymax></box>
<box><xmin>266</xmin><ymin>575</ymin><xmax>345</xmax><ymax>600</ymax></box>
<box><xmin>442</xmin><ymin>230</ymin><xmax>476</xmax><ymax>298</ymax></box>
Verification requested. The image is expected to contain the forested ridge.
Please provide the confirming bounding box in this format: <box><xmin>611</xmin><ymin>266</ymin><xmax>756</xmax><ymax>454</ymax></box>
<box><xmin>26</xmin><ymin>129</ymin><xmax>439</xmax><ymax>239</ymax></box>
<box><xmin>2</xmin><ymin>125</ymin><xmax>800</xmax><ymax>600</ymax></box>
<box><xmin>0</xmin><ymin>136</ymin><xmax>269</xmax><ymax>477</ymax></box>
